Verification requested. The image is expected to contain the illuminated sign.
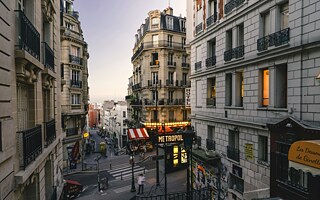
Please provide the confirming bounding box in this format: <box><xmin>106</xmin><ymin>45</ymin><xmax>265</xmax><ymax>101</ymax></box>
<box><xmin>83</xmin><ymin>132</ymin><xmax>89</xmax><ymax>138</ymax></box>
<box><xmin>158</xmin><ymin>134</ymin><xmax>183</xmax><ymax>144</ymax></box>
<box><xmin>288</xmin><ymin>140</ymin><xmax>320</xmax><ymax>169</ymax></box>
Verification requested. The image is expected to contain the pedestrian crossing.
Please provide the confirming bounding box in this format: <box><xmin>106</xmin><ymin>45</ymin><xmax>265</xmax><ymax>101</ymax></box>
<box><xmin>107</xmin><ymin>164</ymin><xmax>147</xmax><ymax>180</ymax></box>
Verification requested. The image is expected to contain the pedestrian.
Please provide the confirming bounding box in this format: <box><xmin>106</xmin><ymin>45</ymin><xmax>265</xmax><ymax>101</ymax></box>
<box><xmin>137</xmin><ymin>174</ymin><xmax>145</xmax><ymax>194</ymax></box>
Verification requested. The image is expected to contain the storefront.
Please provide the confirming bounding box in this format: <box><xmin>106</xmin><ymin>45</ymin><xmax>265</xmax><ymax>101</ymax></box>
<box><xmin>268</xmin><ymin>117</ymin><xmax>320</xmax><ymax>200</ymax></box>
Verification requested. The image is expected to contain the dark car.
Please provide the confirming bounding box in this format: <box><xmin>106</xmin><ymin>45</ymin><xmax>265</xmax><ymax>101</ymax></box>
<box><xmin>63</xmin><ymin>180</ymin><xmax>83</xmax><ymax>199</ymax></box>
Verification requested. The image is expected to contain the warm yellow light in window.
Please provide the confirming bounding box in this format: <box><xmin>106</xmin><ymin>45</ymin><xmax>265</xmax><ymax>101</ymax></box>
<box><xmin>241</xmin><ymin>72</ymin><xmax>244</xmax><ymax>97</ymax></box>
<box><xmin>173</xmin><ymin>145</ymin><xmax>179</xmax><ymax>166</ymax></box>
<box><xmin>262</xmin><ymin>69</ymin><xmax>269</xmax><ymax>106</ymax></box>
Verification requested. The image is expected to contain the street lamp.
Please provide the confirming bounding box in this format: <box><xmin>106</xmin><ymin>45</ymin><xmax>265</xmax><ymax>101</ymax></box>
<box><xmin>154</xmin><ymin>79</ymin><xmax>160</xmax><ymax>186</ymax></box>
<box><xmin>95</xmin><ymin>155</ymin><xmax>102</xmax><ymax>192</ymax></box>
<box><xmin>130</xmin><ymin>149</ymin><xmax>136</xmax><ymax>192</ymax></box>
<box><xmin>182</xmin><ymin>126</ymin><xmax>195</xmax><ymax>200</ymax></box>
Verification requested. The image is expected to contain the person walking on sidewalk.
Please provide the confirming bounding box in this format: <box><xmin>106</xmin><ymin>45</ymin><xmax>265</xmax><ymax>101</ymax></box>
<box><xmin>137</xmin><ymin>174</ymin><xmax>145</xmax><ymax>194</ymax></box>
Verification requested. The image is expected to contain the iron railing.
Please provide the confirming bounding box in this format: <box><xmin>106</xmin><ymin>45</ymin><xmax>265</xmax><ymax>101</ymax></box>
<box><xmin>206</xmin><ymin>139</ymin><xmax>216</xmax><ymax>150</ymax></box>
<box><xmin>144</xmin><ymin>99</ymin><xmax>185</xmax><ymax>106</ymax></box>
<box><xmin>225</xmin><ymin>0</ymin><xmax>245</xmax><ymax>15</ymax></box>
<box><xmin>206</xmin><ymin>13</ymin><xmax>218</xmax><ymax>27</ymax></box>
<box><xmin>150</xmin><ymin>61</ymin><xmax>160</xmax><ymax>66</ymax></box>
<box><xmin>195</xmin><ymin>61</ymin><xmax>202</xmax><ymax>70</ymax></box>
<box><xmin>69</xmin><ymin>55</ymin><xmax>83</xmax><ymax>65</ymax></box>
<box><xmin>18</xmin><ymin>125</ymin><xmax>42</xmax><ymax>169</ymax></box>
<box><xmin>70</xmin><ymin>80</ymin><xmax>82</xmax><ymax>88</ymax></box>
<box><xmin>144</xmin><ymin>40</ymin><xmax>185</xmax><ymax>50</ymax></box>
<box><xmin>44</xmin><ymin>119</ymin><xmax>56</xmax><ymax>148</ymax></box>
<box><xmin>15</xmin><ymin>10</ymin><xmax>40</xmax><ymax>60</ymax></box>
<box><xmin>195</xmin><ymin>23</ymin><xmax>203</xmax><ymax>35</ymax></box>
<box><xmin>224</xmin><ymin>45</ymin><xmax>245</xmax><ymax>61</ymax></box>
<box><xmin>180</xmin><ymin>80</ymin><xmax>191</xmax><ymax>87</ymax></box>
<box><xmin>227</xmin><ymin>146</ymin><xmax>240</xmax><ymax>162</ymax></box>
<box><xmin>131</xmin><ymin>43</ymin><xmax>144</xmax><ymax>62</ymax></box>
<box><xmin>132</xmin><ymin>83</ymin><xmax>142</xmax><ymax>90</ymax></box>
<box><xmin>257</xmin><ymin>28</ymin><xmax>290</xmax><ymax>51</ymax></box>
<box><xmin>182</xmin><ymin>63</ymin><xmax>190</xmax><ymax>68</ymax></box>
<box><xmin>167</xmin><ymin>61</ymin><xmax>176</xmax><ymax>66</ymax></box>
<box><xmin>42</xmin><ymin>42</ymin><xmax>54</xmax><ymax>71</ymax></box>
<box><xmin>166</xmin><ymin>79</ymin><xmax>176</xmax><ymax>86</ymax></box>
<box><xmin>206</xmin><ymin>97</ymin><xmax>216</xmax><ymax>106</ymax></box>
<box><xmin>205</xmin><ymin>56</ymin><xmax>216</xmax><ymax>67</ymax></box>
<box><xmin>66</xmin><ymin>127</ymin><xmax>79</xmax><ymax>137</ymax></box>
<box><xmin>147</xmin><ymin>80</ymin><xmax>161</xmax><ymax>87</ymax></box>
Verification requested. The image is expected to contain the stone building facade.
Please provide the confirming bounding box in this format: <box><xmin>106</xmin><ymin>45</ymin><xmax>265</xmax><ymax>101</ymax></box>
<box><xmin>187</xmin><ymin>0</ymin><xmax>320</xmax><ymax>199</ymax></box>
<box><xmin>0</xmin><ymin>0</ymin><xmax>64</xmax><ymax>199</ymax></box>
<box><xmin>60</xmin><ymin>0</ymin><xmax>89</xmax><ymax>169</ymax></box>
<box><xmin>128</xmin><ymin>7</ymin><xmax>191</xmax><ymax>131</ymax></box>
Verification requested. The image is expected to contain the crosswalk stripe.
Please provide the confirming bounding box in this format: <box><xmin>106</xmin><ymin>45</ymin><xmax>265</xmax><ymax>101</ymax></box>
<box><xmin>107</xmin><ymin>164</ymin><xmax>147</xmax><ymax>180</ymax></box>
<box><xmin>109</xmin><ymin>165</ymin><xmax>141</xmax><ymax>174</ymax></box>
<box><xmin>112</xmin><ymin>167</ymin><xmax>145</xmax><ymax>177</ymax></box>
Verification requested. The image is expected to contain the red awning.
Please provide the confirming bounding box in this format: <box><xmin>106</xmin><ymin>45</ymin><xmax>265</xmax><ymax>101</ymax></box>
<box><xmin>127</xmin><ymin>128</ymin><xmax>149</xmax><ymax>140</ymax></box>
<box><xmin>65</xmin><ymin>179</ymin><xmax>82</xmax><ymax>186</ymax></box>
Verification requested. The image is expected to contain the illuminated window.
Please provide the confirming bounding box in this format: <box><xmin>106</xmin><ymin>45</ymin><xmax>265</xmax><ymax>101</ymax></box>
<box><xmin>262</xmin><ymin>69</ymin><xmax>269</xmax><ymax>106</ymax></box>
<box><xmin>152</xmin><ymin>35</ymin><xmax>158</xmax><ymax>46</ymax></box>
<box><xmin>181</xmin><ymin>148</ymin><xmax>187</xmax><ymax>163</ymax></box>
<box><xmin>206</xmin><ymin>77</ymin><xmax>216</xmax><ymax>106</ymax></box>
<box><xmin>173</xmin><ymin>145</ymin><xmax>179</xmax><ymax>167</ymax></box>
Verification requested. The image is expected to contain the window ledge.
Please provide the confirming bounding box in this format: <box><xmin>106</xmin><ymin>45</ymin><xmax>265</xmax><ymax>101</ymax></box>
<box><xmin>257</xmin><ymin>43</ymin><xmax>290</xmax><ymax>55</ymax></box>
<box><xmin>257</xmin><ymin>107</ymin><xmax>288</xmax><ymax>112</ymax></box>
<box><xmin>226</xmin><ymin>157</ymin><xmax>240</xmax><ymax>164</ymax></box>
<box><xmin>224</xmin><ymin>106</ymin><xmax>244</xmax><ymax>110</ymax></box>
<box><xmin>224</xmin><ymin>56</ymin><xmax>245</xmax><ymax>64</ymax></box>
<box><xmin>206</xmin><ymin>105</ymin><xmax>216</xmax><ymax>108</ymax></box>
<box><xmin>257</xmin><ymin>160</ymin><xmax>270</xmax><ymax>167</ymax></box>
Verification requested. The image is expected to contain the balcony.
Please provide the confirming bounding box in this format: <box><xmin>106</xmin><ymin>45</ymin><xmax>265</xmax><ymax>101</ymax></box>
<box><xmin>132</xmin><ymin>83</ymin><xmax>141</xmax><ymax>90</ymax></box>
<box><xmin>180</xmin><ymin>80</ymin><xmax>191</xmax><ymax>87</ymax></box>
<box><xmin>206</xmin><ymin>13</ymin><xmax>217</xmax><ymax>28</ymax></box>
<box><xmin>227</xmin><ymin>146</ymin><xmax>240</xmax><ymax>162</ymax></box>
<box><xmin>15</xmin><ymin>10</ymin><xmax>40</xmax><ymax>61</ymax></box>
<box><xmin>225</xmin><ymin>0</ymin><xmax>245</xmax><ymax>15</ymax></box>
<box><xmin>195</xmin><ymin>23</ymin><xmax>203</xmax><ymax>35</ymax></box>
<box><xmin>150</xmin><ymin>60</ymin><xmax>160</xmax><ymax>66</ymax></box>
<box><xmin>182</xmin><ymin>63</ymin><xmax>190</xmax><ymax>68</ymax></box>
<box><xmin>69</xmin><ymin>55</ymin><xmax>83</xmax><ymax>65</ymax></box>
<box><xmin>205</xmin><ymin>56</ymin><xmax>216</xmax><ymax>68</ymax></box>
<box><xmin>167</xmin><ymin>61</ymin><xmax>176</xmax><ymax>67</ymax></box>
<box><xmin>17</xmin><ymin>125</ymin><xmax>42</xmax><ymax>169</ymax></box>
<box><xmin>257</xmin><ymin>28</ymin><xmax>290</xmax><ymax>52</ymax></box>
<box><xmin>66</xmin><ymin>127</ymin><xmax>79</xmax><ymax>137</ymax></box>
<box><xmin>206</xmin><ymin>139</ymin><xmax>216</xmax><ymax>150</ymax></box>
<box><xmin>130</xmin><ymin>100</ymin><xmax>142</xmax><ymax>106</ymax></box>
<box><xmin>206</xmin><ymin>97</ymin><xmax>216</xmax><ymax>106</ymax></box>
<box><xmin>70</xmin><ymin>80</ymin><xmax>82</xmax><ymax>88</ymax></box>
<box><xmin>131</xmin><ymin>43</ymin><xmax>144</xmax><ymax>62</ymax></box>
<box><xmin>166</xmin><ymin>79</ymin><xmax>175</xmax><ymax>86</ymax></box>
<box><xmin>166</xmin><ymin>99</ymin><xmax>185</xmax><ymax>105</ymax></box>
<box><xmin>42</xmin><ymin>42</ymin><xmax>54</xmax><ymax>71</ymax></box>
<box><xmin>44</xmin><ymin>119</ymin><xmax>56</xmax><ymax>148</ymax></box>
<box><xmin>224</xmin><ymin>45</ymin><xmax>245</xmax><ymax>62</ymax></box>
<box><xmin>143</xmin><ymin>40</ymin><xmax>185</xmax><ymax>50</ymax></box>
<box><xmin>195</xmin><ymin>61</ymin><xmax>202</xmax><ymax>70</ymax></box>
<box><xmin>148</xmin><ymin>80</ymin><xmax>162</xmax><ymax>87</ymax></box>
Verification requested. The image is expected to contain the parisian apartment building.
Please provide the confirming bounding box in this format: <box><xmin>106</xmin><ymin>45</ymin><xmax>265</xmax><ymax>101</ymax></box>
<box><xmin>0</xmin><ymin>0</ymin><xmax>64</xmax><ymax>199</ymax></box>
<box><xmin>60</xmin><ymin>0</ymin><xmax>89</xmax><ymax>170</ymax></box>
<box><xmin>127</xmin><ymin>7</ymin><xmax>191</xmax><ymax>133</ymax></box>
<box><xmin>187</xmin><ymin>0</ymin><xmax>320</xmax><ymax>200</ymax></box>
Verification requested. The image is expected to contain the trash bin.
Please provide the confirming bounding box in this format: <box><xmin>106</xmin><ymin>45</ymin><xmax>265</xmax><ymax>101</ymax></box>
<box><xmin>99</xmin><ymin>142</ymin><xmax>106</xmax><ymax>155</ymax></box>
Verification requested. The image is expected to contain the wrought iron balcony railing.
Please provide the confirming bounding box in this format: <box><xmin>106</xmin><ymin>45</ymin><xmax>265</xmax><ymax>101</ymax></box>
<box><xmin>132</xmin><ymin>83</ymin><xmax>142</xmax><ymax>90</ymax></box>
<box><xmin>66</xmin><ymin>127</ymin><xmax>79</xmax><ymax>137</ymax></box>
<box><xmin>70</xmin><ymin>80</ymin><xmax>82</xmax><ymax>88</ymax></box>
<box><xmin>42</xmin><ymin>42</ymin><xmax>54</xmax><ymax>71</ymax></box>
<box><xmin>166</xmin><ymin>79</ymin><xmax>175</xmax><ymax>86</ymax></box>
<box><xmin>195</xmin><ymin>61</ymin><xmax>202</xmax><ymax>70</ymax></box>
<box><xmin>150</xmin><ymin>60</ymin><xmax>160</xmax><ymax>66</ymax></box>
<box><xmin>44</xmin><ymin>119</ymin><xmax>56</xmax><ymax>147</ymax></box>
<box><xmin>143</xmin><ymin>40</ymin><xmax>185</xmax><ymax>50</ymax></box>
<box><xmin>18</xmin><ymin>125</ymin><xmax>42</xmax><ymax>169</ymax></box>
<box><xmin>15</xmin><ymin>10</ymin><xmax>40</xmax><ymax>60</ymax></box>
<box><xmin>206</xmin><ymin>97</ymin><xmax>216</xmax><ymax>106</ymax></box>
<box><xmin>227</xmin><ymin>146</ymin><xmax>240</xmax><ymax>162</ymax></box>
<box><xmin>206</xmin><ymin>139</ymin><xmax>216</xmax><ymax>150</ymax></box>
<box><xmin>148</xmin><ymin>80</ymin><xmax>161</xmax><ymax>87</ymax></box>
<box><xmin>205</xmin><ymin>56</ymin><xmax>216</xmax><ymax>68</ymax></box>
<box><xmin>224</xmin><ymin>45</ymin><xmax>245</xmax><ymax>61</ymax></box>
<box><xmin>206</xmin><ymin>13</ymin><xmax>218</xmax><ymax>28</ymax></box>
<box><xmin>257</xmin><ymin>28</ymin><xmax>290</xmax><ymax>52</ymax></box>
<box><xmin>225</xmin><ymin>0</ymin><xmax>245</xmax><ymax>15</ymax></box>
<box><xmin>195</xmin><ymin>23</ymin><xmax>203</xmax><ymax>35</ymax></box>
<box><xmin>180</xmin><ymin>80</ymin><xmax>191</xmax><ymax>87</ymax></box>
<box><xmin>69</xmin><ymin>55</ymin><xmax>83</xmax><ymax>65</ymax></box>
<box><xmin>182</xmin><ymin>63</ymin><xmax>190</xmax><ymax>68</ymax></box>
<box><xmin>167</xmin><ymin>61</ymin><xmax>176</xmax><ymax>66</ymax></box>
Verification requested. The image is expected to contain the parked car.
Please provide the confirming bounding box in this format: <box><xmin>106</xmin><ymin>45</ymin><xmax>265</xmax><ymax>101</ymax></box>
<box><xmin>63</xmin><ymin>180</ymin><xmax>83</xmax><ymax>199</ymax></box>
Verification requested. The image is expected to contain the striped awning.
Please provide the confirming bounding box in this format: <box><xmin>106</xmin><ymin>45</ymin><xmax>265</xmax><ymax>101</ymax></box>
<box><xmin>127</xmin><ymin>128</ymin><xmax>149</xmax><ymax>140</ymax></box>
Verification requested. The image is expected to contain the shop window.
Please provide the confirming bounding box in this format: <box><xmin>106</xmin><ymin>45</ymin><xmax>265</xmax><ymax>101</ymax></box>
<box><xmin>258</xmin><ymin>135</ymin><xmax>268</xmax><ymax>162</ymax></box>
<box><xmin>181</xmin><ymin>148</ymin><xmax>187</xmax><ymax>163</ymax></box>
<box><xmin>288</xmin><ymin>168</ymin><xmax>309</xmax><ymax>191</ymax></box>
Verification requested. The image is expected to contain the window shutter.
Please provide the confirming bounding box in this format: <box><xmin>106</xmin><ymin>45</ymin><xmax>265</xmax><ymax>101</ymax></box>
<box><xmin>219</xmin><ymin>0</ymin><xmax>224</xmax><ymax>19</ymax></box>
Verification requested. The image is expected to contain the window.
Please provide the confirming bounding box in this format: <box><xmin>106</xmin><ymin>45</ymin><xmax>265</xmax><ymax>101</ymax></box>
<box><xmin>235</xmin><ymin>72</ymin><xmax>244</xmax><ymax>107</ymax></box>
<box><xmin>225</xmin><ymin>73</ymin><xmax>232</xmax><ymax>106</ymax></box>
<box><xmin>167</xmin><ymin>17</ymin><xmax>173</xmax><ymax>30</ymax></box>
<box><xmin>261</xmin><ymin>69</ymin><xmax>269</xmax><ymax>107</ymax></box>
<box><xmin>288</xmin><ymin>168</ymin><xmax>309</xmax><ymax>190</ymax></box>
<box><xmin>70</xmin><ymin>45</ymin><xmax>80</xmax><ymax>57</ymax></box>
<box><xmin>280</xmin><ymin>3</ymin><xmax>289</xmax><ymax>30</ymax></box>
<box><xmin>151</xmin><ymin>72</ymin><xmax>158</xmax><ymax>85</ymax></box>
<box><xmin>225</xmin><ymin>24</ymin><xmax>244</xmax><ymax>61</ymax></box>
<box><xmin>168</xmin><ymin>72</ymin><xmax>174</xmax><ymax>84</ymax></box>
<box><xmin>238</xmin><ymin>23</ymin><xmax>244</xmax><ymax>46</ymax></box>
<box><xmin>66</xmin><ymin>22</ymin><xmax>74</xmax><ymax>30</ymax></box>
<box><xmin>208</xmin><ymin>39</ymin><xmax>216</xmax><ymax>58</ymax></box>
<box><xmin>168</xmin><ymin>91</ymin><xmax>174</xmax><ymax>103</ymax></box>
<box><xmin>258</xmin><ymin>135</ymin><xmax>268</xmax><ymax>162</ymax></box>
<box><xmin>123</xmin><ymin>111</ymin><xmax>126</xmax><ymax>118</ymax></box>
<box><xmin>151</xmin><ymin>52</ymin><xmax>158</xmax><ymax>65</ymax></box>
<box><xmin>208</xmin><ymin>0</ymin><xmax>216</xmax><ymax>16</ymax></box>
<box><xmin>196</xmin><ymin>80</ymin><xmax>202</xmax><ymax>107</ymax></box>
<box><xmin>71</xmin><ymin>94</ymin><xmax>81</xmax><ymax>105</ymax></box>
<box><xmin>152</xmin><ymin>110</ymin><xmax>158</xmax><ymax>122</ymax></box>
<box><xmin>182</xmin><ymin>55</ymin><xmax>187</xmax><ymax>64</ymax></box>
<box><xmin>71</xmin><ymin>70</ymin><xmax>80</xmax><ymax>81</ymax></box>
<box><xmin>152</xmin><ymin>90</ymin><xmax>158</xmax><ymax>102</ymax></box>
<box><xmin>275</xmin><ymin>65</ymin><xmax>287</xmax><ymax>108</ymax></box>
<box><xmin>207</xmin><ymin>126</ymin><xmax>215</xmax><ymax>150</ymax></box>
<box><xmin>207</xmin><ymin>77</ymin><xmax>216</xmax><ymax>106</ymax></box>
<box><xmin>196</xmin><ymin>0</ymin><xmax>202</xmax><ymax>11</ymax></box>
<box><xmin>226</xmin><ymin>29</ymin><xmax>233</xmax><ymax>51</ymax></box>
<box><xmin>262</xmin><ymin>11</ymin><xmax>271</xmax><ymax>37</ymax></box>
<box><xmin>168</xmin><ymin>35</ymin><xmax>173</xmax><ymax>47</ymax></box>
<box><xmin>180</xmin><ymin>20</ymin><xmax>186</xmax><ymax>32</ymax></box>
<box><xmin>228</xmin><ymin>130</ymin><xmax>240</xmax><ymax>162</ymax></box>
<box><xmin>169</xmin><ymin>110</ymin><xmax>174</xmax><ymax>121</ymax></box>
<box><xmin>182</xmin><ymin>110</ymin><xmax>188</xmax><ymax>121</ymax></box>
<box><xmin>151</xmin><ymin>18</ymin><xmax>159</xmax><ymax>29</ymax></box>
<box><xmin>152</xmin><ymin>35</ymin><xmax>158</xmax><ymax>46</ymax></box>
<box><xmin>182</xmin><ymin>73</ymin><xmax>188</xmax><ymax>85</ymax></box>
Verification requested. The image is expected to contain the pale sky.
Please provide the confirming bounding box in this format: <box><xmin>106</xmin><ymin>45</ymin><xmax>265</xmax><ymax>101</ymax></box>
<box><xmin>74</xmin><ymin>0</ymin><xmax>186</xmax><ymax>103</ymax></box>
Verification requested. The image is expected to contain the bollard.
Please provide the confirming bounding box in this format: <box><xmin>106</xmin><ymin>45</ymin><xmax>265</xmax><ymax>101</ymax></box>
<box><xmin>110</xmin><ymin>163</ymin><xmax>112</xmax><ymax>170</ymax></box>
<box><xmin>121</xmin><ymin>172</ymin><xmax>123</xmax><ymax>180</ymax></box>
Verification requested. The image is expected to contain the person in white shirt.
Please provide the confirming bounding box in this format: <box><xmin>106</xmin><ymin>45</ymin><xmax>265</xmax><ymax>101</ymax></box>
<box><xmin>137</xmin><ymin>173</ymin><xmax>145</xmax><ymax>194</ymax></box>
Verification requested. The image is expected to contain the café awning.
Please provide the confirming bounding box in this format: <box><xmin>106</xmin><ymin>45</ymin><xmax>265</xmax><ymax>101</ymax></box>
<box><xmin>127</xmin><ymin>128</ymin><xmax>149</xmax><ymax>140</ymax></box>
<box><xmin>288</xmin><ymin>140</ymin><xmax>320</xmax><ymax>175</ymax></box>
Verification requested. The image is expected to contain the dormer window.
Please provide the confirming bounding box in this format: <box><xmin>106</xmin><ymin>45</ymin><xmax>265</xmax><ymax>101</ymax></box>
<box><xmin>180</xmin><ymin>19</ymin><xmax>186</xmax><ymax>32</ymax></box>
<box><xmin>167</xmin><ymin>17</ymin><xmax>173</xmax><ymax>30</ymax></box>
<box><xmin>151</xmin><ymin>17</ymin><xmax>159</xmax><ymax>29</ymax></box>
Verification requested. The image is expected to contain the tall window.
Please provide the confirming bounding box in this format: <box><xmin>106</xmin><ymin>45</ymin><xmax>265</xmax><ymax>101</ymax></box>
<box><xmin>152</xmin><ymin>90</ymin><xmax>158</xmax><ymax>102</ymax></box>
<box><xmin>169</xmin><ymin>110</ymin><xmax>174</xmax><ymax>121</ymax></box>
<box><xmin>70</xmin><ymin>45</ymin><xmax>80</xmax><ymax>57</ymax></box>
<box><xmin>226</xmin><ymin>29</ymin><xmax>233</xmax><ymax>51</ymax></box>
<box><xmin>168</xmin><ymin>72</ymin><xmax>174</xmax><ymax>84</ymax></box>
<box><xmin>71</xmin><ymin>70</ymin><xmax>80</xmax><ymax>81</ymax></box>
<box><xmin>180</xmin><ymin>20</ymin><xmax>186</xmax><ymax>32</ymax></box>
<box><xmin>225</xmin><ymin>73</ymin><xmax>232</xmax><ymax>106</ymax></box>
<box><xmin>182</xmin><ymin>37</ymin><xmax>186</xmax><ymax>47</ymax></box>
<box><xmin>196</xmin><ymin>80</ymin><xmax>202</xmax><ymax>107</ymax></box>
<box><xmin>275</xmin><ymin>65</ymin><xmax>287</xmax><ymax>108</ymax></box>
<box><xmin>168</xmin><ymin>35</ymin><xmax>173</xmax><ymax>47</ymax></box>
<box><xmin>168</xmin><ymin>53</ymin><xmax>174</xmax><ymax>64</ymax></box>
<box><xmin>207</xmin><ymin>77</ymin><xmax>216</xmax><ymax>106</ymax></box>
<box><xmin>262</xmin><ymin>69</ymin><xmax>269</xmax><ymax>107</ymax></box>
<box><xmin>262</xmin><ymin>11</ymin><xmax>270</xmax><ymax>37</ymax></box>
<box><xmin>123</xmin><ymin>111</ymin><xmax>126</xmax><ymax>118</ymax></box>
<box><xmin>152</xmin><ymin>52</ymin><xmax>158</xmax><ymax>65</ymax></box>
<box><xmin>258</xmin><ymin>136</ymin><xmax>268</xmax><ymax>162</ymax></box>
<box><xmin>152</xmin><ymin>35</ymin><xmax>159</xmax><ymax>46</ymax></box>
<box><xmin>66</xmin><ymin>22</ymin><xmax>74</xmax><ymax>30</ymax></box>
<box><xmin>228</xmin><ymin>130</ymin><xmax>240</xmax><ymax>162</ymax></box>
<box><xmin>167</xmin><ymin>17</ymin><xmax>173</xmax><ymax>30</ymax></box>
<box><xmin>208</xmin><ymin>39</ymin><xmax>216</xmax><ymax>58</ymax></box>
<box><xmin>182</xmin><ymin>73</ymin><xmax>188</xmax><ymax>85</ymax></box>
<box><xmin>208</xmin><ymin>126</ymin><xmax>215</xmax><ymax>140</ymax></box>
<box><xmin>151</xmin><ymin>18</ymin><xmax>159</xmax><ymax>29</ymax></box>
<box><xmin>280</xmin><ymin>3</ymin><xmax>289</xmax><ymax>30</ymax></box>
<box><xmin>151</xmin><ymin>72</ymin><xmax>158</xmax><ymax>85</ymax></box>
<box><xmin>235</xmin><ymin>72</ymin><xmax>244</xmax><ymax>107</ymax></box>
<box><xmin>182</xmin><ymin>55</ymin><xmax>187</xmax><ymax>64</ymax></box>
<box><xmin>71</xmin><ymin>94</ymin><xmax>81</xmax><ymax>105</ymax></box>
<box><xmin>238</xmin><ymin>23</ymin><xmax>244</xmax><ymax>46</ymax></box>
<box><xmin>208</xmin><ymin>0</ymin><xmax>216</xmax><ymax>16</ymax></box>
<box><xmin>168</xmin><ymin>91</ymin><xmax>174</xmax><ymax>103</ymax></box>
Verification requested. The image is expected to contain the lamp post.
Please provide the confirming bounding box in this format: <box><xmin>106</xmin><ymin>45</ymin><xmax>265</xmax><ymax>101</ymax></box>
<box><xmin>130</xmin><ymin>149</ymin><xmax>136</xmax><ymax>192</ymax></box>
<box><xmin>183</xmin><ymin>126</ymin><xmax>195</xmax><ymax>200</ymax></box>
<box><xmin>95</xmin><ymin>155</ymin><xmax>102</xmax><ymax>192</ymax></box>
<box><xmin>155</xmin><ymin>79</ymin><xmax>160</xmax><ymax>186</ymax></box>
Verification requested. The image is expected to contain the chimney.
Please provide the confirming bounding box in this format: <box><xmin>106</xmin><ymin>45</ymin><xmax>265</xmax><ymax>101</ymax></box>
<box><xmin>164</xmin><ymin>7</ymin><xmax>173</xmax><ymax>15</ymax></box>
